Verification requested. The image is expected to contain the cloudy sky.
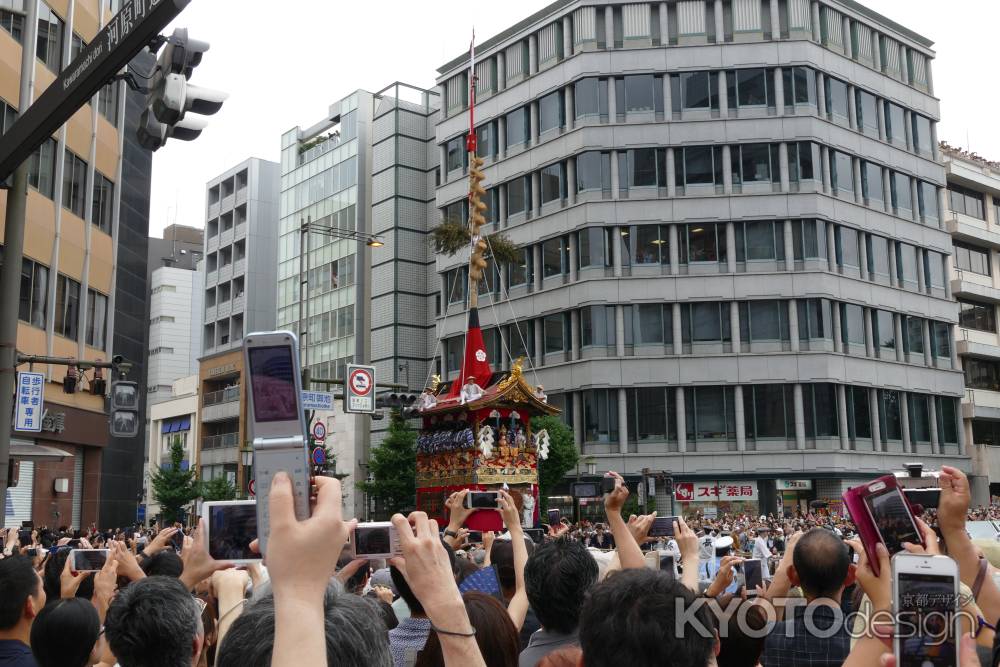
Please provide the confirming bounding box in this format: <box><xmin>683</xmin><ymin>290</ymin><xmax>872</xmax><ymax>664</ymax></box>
<box><xmin>149</xmin><ymin>0</ymin><xmax>998</xmax><ymax>237</ymax></box>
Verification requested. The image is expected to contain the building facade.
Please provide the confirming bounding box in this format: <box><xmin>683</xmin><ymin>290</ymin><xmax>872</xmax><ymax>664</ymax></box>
<box><xmin>944</xmin><ymin>145</ymin><xmax>1000</xmax><ymax>502</ymax></box>
<box><xmin>196</xmin><ymin>158</ymin><xmax>279</xmax><ymax>493</ymax></box>
<box><xmin>143</xmin><ymin>374</ymin><xmax>199</xmax><ymax>520</ymax></box>
<box><xmin>2</xmin><ymin>0</ymin><xmax>152</xmax><ymax>528</ymax></box>
<box><xmin>278</xmin><ymin>85</ymin><xmax>438</xmax><ymax>518</ymax></box>
<box><xmin>433</xmin><ymin>0</ymin><xmax>970</xmax><ymax>514</ymax></box>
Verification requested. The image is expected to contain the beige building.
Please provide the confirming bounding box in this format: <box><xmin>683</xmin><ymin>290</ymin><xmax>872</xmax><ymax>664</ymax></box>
<box><xmin>143</xmin><ymin>375</ymin><xmax>199</xmax><ymax>519</ymax></box>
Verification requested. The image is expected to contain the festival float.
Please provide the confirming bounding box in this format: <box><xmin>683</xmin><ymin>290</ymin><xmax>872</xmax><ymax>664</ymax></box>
<box><xmin>415</xmin><ymin>37</ymin><xmax>560</xmax><ymax>530</ymax></box>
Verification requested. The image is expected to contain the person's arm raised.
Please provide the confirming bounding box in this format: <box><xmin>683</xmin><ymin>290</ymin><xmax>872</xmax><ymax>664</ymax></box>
<box><xmin>842</xmin><ymin>541</ymin><xmax>893</xmax><ymax>667</ymax></box>
<box><xmin>498</xmin><ymin>490</ymin><xmax>529</xmax><ymax>631</ymax></box>
<box><xmin>390</xmin><ymin>512</ymin><xmax>486</xmax><ymax>667</ymax></box>
<box><xmin>443</xmin><ymin>489</ymin><xmax>475</xmax><ymax>548</ymax></box>
<box><xmin>604</xmin><ymin>471</ymin><xmax>647</xmax><ymax>570</ymax></box>
<box><xmin>675</xmin><ymin>518</ymin><xmax>700</xmax><ymax>594</ymax></box>
<box><xmin>178</xmin><ymin>519</ymin><xmax>234</xmax><ymax>592</ymax></box>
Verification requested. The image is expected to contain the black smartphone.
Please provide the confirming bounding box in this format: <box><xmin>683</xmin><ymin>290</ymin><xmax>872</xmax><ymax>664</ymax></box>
<box><xmin>571</xmin><ymin>482</ymin><xmax>599</xmax><ymax>498</ymax></box>
<box><xmin>744</xmin><ymin>558</ymin><xmax>763</xmax><ymax>595</ymax></box>
<box><xmin>649</xmin><ymin>516</ymin><xmax>678</xmax><ymax>537</ymax></box>
<box><xmin>17</xmin><ymin>529</ymin><xmax>31</xmax><ymax>546</ymax></box>
<box><xmin>25</xmin><ymin>548</ymin><xmax>38</xmax><ymax>558</ymax></box>
<box><xmin>600</xmin><ymin>476</ymin><xmax>616</xmax><ymax>494</ymax></box>
<box><xmin>525</xmin><ymin>528</ymin><xmax>545</xmax><ymax>544</ymax></box>
<box><xmin>467</xmin><ymin>530</ymin><xmax>483</xmax><ymax>543</ymax></box>
<box><xmin>464</xmin><ymin>491</ymin><xmax>502</xmax><ymax>510</ymax></box>
<box><xmin>204</xmin><ymin>501</ymin><xmax>259</xmax><ymax>562</ymax></box>
<box><xmin>547</xmin><ymin>509</ymin><xmax>560</xmax><ymax>525</ymax></box>
<box><xmin>170</xmin><ymin>528</ymin><xmax>184</xmax><ymax>553</ymax></box>
<box><xmin>659</xmin><ymin>554</ymin><xmax>676</xmax><ymax>577</ymax></box>
<box><xmin>21</xmin><ymin>521</ymin><xmax>33</xmax><ymax>529</ymax></box>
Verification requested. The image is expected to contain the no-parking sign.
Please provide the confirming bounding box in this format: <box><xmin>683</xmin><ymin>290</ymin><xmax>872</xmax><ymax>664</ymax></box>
<box><xmin>345</xmin><ymin>364</ymin><xmax>376</xmax><ymax>414</ymax></box>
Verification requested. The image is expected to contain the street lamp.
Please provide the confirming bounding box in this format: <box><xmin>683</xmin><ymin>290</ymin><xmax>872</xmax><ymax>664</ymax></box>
<box><xmin>239</xmin><ymin>444</ymin><xmax>253</xmax><ymax>498</ymax></box>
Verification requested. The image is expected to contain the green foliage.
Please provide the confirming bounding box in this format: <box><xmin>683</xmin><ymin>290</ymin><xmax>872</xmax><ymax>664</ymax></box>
<box><xmin>532</xmin><ymin>415</ymin><xmax>578</xmax><ymax>513</ymax></box>
<box><xmin>430</xmin><ymin>220</ymin><xmax>521</xmax><ymax>265</ymax></box>
<box><xmin>357</xmin><ymin>410</ymin><xmax>416</xmax><ymax>517</ymax></box>
<box><xmin>485</xmin><ymin>233</ymin><xmax>521</xmax><ymax>265</ymax></box>
<box><xmin>198</xmin><ymin>475</ymin><xmax>237</xmax><ymax>502</ymax></box>
<box><xmin>151</xmin><ymin>441</ymin><xmax>199</xmax><ymax>524</ymax></box>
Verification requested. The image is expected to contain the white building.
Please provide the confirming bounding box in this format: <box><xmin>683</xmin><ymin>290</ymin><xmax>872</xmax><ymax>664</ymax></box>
<box><xmin>144</xmin><ymin>375</ymin><xmax>200</xmax><ymax>519</ymax></box>
<box><xmin>147</xmin><ymin>266</ymin><xmax>204</xmax><ymax>404</ymax></box>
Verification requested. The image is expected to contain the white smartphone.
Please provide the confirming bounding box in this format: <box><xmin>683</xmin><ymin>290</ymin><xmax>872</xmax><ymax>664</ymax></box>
<box><xmin>351</xmin><ymin>522</ymin><xmax>402</xmax><ymax>559</ymax></box>
<box><xmin>742</xmin><ymin>558</ymin><xmax>763</xmax><ymax>596</ymax></box>
<box><xmin>243</xmin><ymin>331</ymin><xmax>310</xmax><ymax>557</ymax></box>
<box><xmin>203</xmin><ymin>500</ymin><xmax>260</xmax><ymax>564</ymax></box>
<box><xmin>70</xmin><ymin>549</ymin><xmax>110</xmax><ymax>572</ymax></box>
<box><xmin>463</xmin><ymin>491</ymin><xmax>501</xmax><ymax>510</ymax></box>
<box><xmin>892</xmin><ymin>553</ymin><xmax>959</xmax><ymax>667</ymax></box>
<box><xmin>659</xmin><ymin>553</ymin><xmax>677</xmax><ymax>579</ymax></box>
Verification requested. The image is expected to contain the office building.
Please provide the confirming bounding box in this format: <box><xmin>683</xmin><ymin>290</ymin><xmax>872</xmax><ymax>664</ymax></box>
<box><xmin>943</xmin><ymin>144</ymin><xmax>1000</xmax><ymax>502</ymax></box>
<box><xmin>196</xmin><ymin>158</ymin><xmax>279</xmax><ymax>491</ymax></box>
<box><xmin>2</xmin><ymin>1</ymin><xmax>152</xmax><ymax>528</ymax></box>
<box><xmin>433</xmin><ymin>0</ymin><xmax>968</xmax><ymax>515</ymax></box>
<box><xmin>143</xmin><ymin>374</ymin><xmax>199</xmax><ymax>520</ymax></box>
<box><xmin>278</xmin><ymin>85</ymin><xmax>439</xmax><ymax>518</ymax></box>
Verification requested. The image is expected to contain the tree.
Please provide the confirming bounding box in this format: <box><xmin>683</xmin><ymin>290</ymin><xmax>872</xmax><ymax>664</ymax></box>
<box><xmin>532</xmin><ymin>415</ymin><xmax>578</xmax><ymax>513</ymax></box>
<box><xmin>357</xmin><ymin>410</ymin><xmax>416</xmax><ymax>518</ymax></box>
<box><xmin>150</xmin><ymin>439</ymin><xmax>199</xmax><ymax>524</ymax></box>
<box><xmin>198</xmin><ymin>475</ymin><xmax>237</xmax><ymax>502</ymax></box>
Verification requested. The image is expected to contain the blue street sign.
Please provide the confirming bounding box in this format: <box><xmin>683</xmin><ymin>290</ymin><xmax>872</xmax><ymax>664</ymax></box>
<box><xmin>311</xmin><ymin>447</ymin><xmax>326</xmax><ymax>466</ymax></box>
<box><xmin>302</xmin><ymin>390</ymin><xmax>334</xmax><ymax>411</ymax></box>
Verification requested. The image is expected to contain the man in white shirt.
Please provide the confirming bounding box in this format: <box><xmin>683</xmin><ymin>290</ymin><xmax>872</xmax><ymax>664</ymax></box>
<box><xmin>752</xmin><ymin>527</ymin><xmax>774</xmax><ymax>581</ymax></box>
<box><xmin>415</xmin><ymin>388</ymin><xmax>437</xmax><ymax>411</ymax></box>
<box><xmin>459</xmin><ymin>377</ymin><xmax>484</xmax><ymax>404</ymax></box>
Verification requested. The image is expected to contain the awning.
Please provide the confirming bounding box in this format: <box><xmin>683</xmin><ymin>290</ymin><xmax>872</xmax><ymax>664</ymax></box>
<box><xmin>10</xmin><ymin>440</ymin><xmax>73</xmax><ymax>461</ymax></box>
<box><xmin>161</xmin><ymin>416</ymin><xmax>193</xmax><ymax>433</ymax></box>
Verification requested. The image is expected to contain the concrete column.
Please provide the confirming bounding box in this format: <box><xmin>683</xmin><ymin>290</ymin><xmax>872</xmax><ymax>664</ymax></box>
<box><xmin>863</xmin><ymin>308</ymin><xmax>875</xmax><ymax>357</ymax></box>
<box><xmin>900</xmin><ymin>392</ymin><xmax>912</xmax><ymax>452</ymax></box>
<box><xmin>794</xmin><ymin>384</ymin><xmax>806</xmax><ymax>450</ymax></box>
<box><xmin>497</xmin><ymin>116</ymin><xmax>507</xmax><ymax>159</ymax></box>
<box><xmin>610</xmin><ymin>150</ymin><xmax>620</xmax><ymax>198</ymax></box>
<box><xmin>497</xmin><ymin>51</ymin><xmax>506</xmax><ymax>91</ymax></box>
<box><xmin>663</xmin><ymin>72</ymin><xmax>673</xmax><ymax>118</ymax></box>
<box><xmin>564</xmin><ymin>84</ymin><xmax>575</xmax><ymax>131</ymax></box>
<box><xmin>770</xmin><ymin>0</ymin><xmax>781</xmax><ymax>38</ymax></box>
<box><xmin>666</xmin><ymin>147</ymin><xmax>677</xmax><ymax>197</ymax></box>
<box><xmin>788</xmin><ymin>300</ymin><xmax>800</xmax><ymax>352</ymax></box>
<box><xmin>876</xmin><ymin>100</ymin><xmax>887</xmax><ymax>142</ymax></box>
<box><xmin>903</xmin><ymin>109</ymin><xmax>913</xmax><ymax>151</ymax></box>
<box><xmin>842</xmin><ymin>15</ymin><xmax>852</xmax><ymax>56</ymax></box>
<box><xmin>672</xmin><ymin>303</ymin><xmax>683</xmax><ymax>355</ymax></box>
<box><xmin>774</xmin><ymin>67</ymin><xmax>785</xmax><ymax>115</ymax></box>
<box><xmin>530</xmin><ymin>101</ymin><xmax>539</xmax><ymax>145</ymax></box>
<box><xmin>669</xmin><ymin>224</ymin><xmax>680</xmax><ymax>275</ymax></box>
<box><xmin>894</xmin><ymin>314</ymin><xmax>905</xmax><ymax>362</ymax></box>
<box><xmin>816</xmin><ymin>72</ymin><xmax>826</xmax><ymax>118</ymax></box>
<box><xmin>887</xmin><ymin>240</ymin><xmax>898</xmax><ymax>287</ymax></box>
<box><xmin>533</xmin><ymin>245</ymin><xmax>543</xmax><ymax>291</ymax></box>
<box><xmin>838</xmin><ymin>384</ymin><xmax>851</xmax><ymax>450</ymax></box>
<box><xmin>615</xmin><ymin>305</ymin><xmax>626</xmax><ymax>357</ymax></box>
<box><xmin>811</xmin><ymin>1</ymin><xmax>821</xmax><ymax>42</ymax></box>
<box><xmin>783</xmin><ymin>219</ymin><xmax>794</xmax><ymax>270</ymax></box>
<box><xmin>938</xmin><ymin>187</ymin><xmax>949</xmax><ymax>230</ymax></box>
<box><xmin>722</xmin><ymin>145</ymin><xmax>733</xmax><ymax>194</ymax></box>
<box><xmin>910</xmin><ymin>179</ymin><xmax>920</xmax><ymax>223</ymax></box>
<box><xmin>726</xmin><ymin>222</ymin><xmax>737</xmax><ymax>273</ymax></box>
<box><xmin>714</xmin><ymin>0</ymin><xmax>725</xmax><ymax>42</ymax></box>
<box><xmin>922</xmin><ymin>319</ymin><xmax>933</xmax><ymax>367</ymax></box>
<box><xmin>534</xmin><ymin>320</ymin><xmax>544</xmax><ymax>367</ymax></box>
<box><xmin>858</xmin><ymin>234</ymin><xmax>869</xmax><ymax>281</ymax></box>
<box><xmin>618</xmin><ymin>388</ymin><xmax>629</xmax><ymax>454</ymax></box>
<box><xmin>821</xmin><ymin>146</ymin><xmax>831</xmax><ymax>193</ymax></box>
<box><xmin>718</xmin><ymin>69</ymin><xmax>729</xmax><ymax>117</ymax></box>
<box><xmin>930</xmin><ymin>116</ymin><xmax>940</xmax><ymax>162</ymax></box>
<box><xmin>531</xmin><ymin>171</ymin><xmax>541</xmax><ymax>216</ymax></box>
<box><xmin>439</xmin><ymin>144</ymin><xmax>448</xmax><ymax>182</ymax></box>
<box><xmin>605</xmin><ymin>6</ymin><xmax>614</xmax><ymax>49</ymax></box>
<box><xmin>566</xmin><ymin>158</ymin><xmax>577</xmax><ymax>206</ymax></box>
<box><xmin>612</xmin><ymin>225</ymin><xmax>624</xmax><ymax>277</ymax></box>
<box><xmin>735</xmin><ymin>385</ymin><xmax>747</xmax><ymax>451</ymax></box>
<box><xmin>779</xmin><ymin>143</ymin><xmax>790</xmax><ymax>192</ymax></box>
<box><xmin>562</xmin><ymin>15</ymin><xmax>573</xmax><ymax>58</ymax></box>
<box><xmin>950</xmin><ymin>324</ymin><xmax>960</xmax><ymax>371</ymax></box>
<box><xmin>826</xmin><ymin>222</ymin><xmax>837</xmax><ymax>272</ymax></box>
<box><xmin>916</xmin><ymin>249</ymin><xmax>926</xmax><ymax>293</ymax></box>
<box><xmin>528</xmin><ymin>33</ymin><xmax>538</xmax><ymax>75</ymax></box>
<box><xmin>572</xmin><ymin>392</ymin><xmax>584</xmax><ymax>447</ymax></box>
<box><xmin>872</xmin><ymin>31</ymin><xmax>882</xmax><ymax>71</ymax></box>
<box><xmin>659</xmin><ymin>2</ymin><xmax>669</xmax><ymax>44</ymax></box>
<box><xmin>882</xmin><ymin>168</ymin><xmax>893</xmax><ymax>215</ymax></box>
<box><xmin>848</xmin><ymin>86</ymin><xmax>858</xmax><ymax>129</ymax></box>
<box><xmin>568</xmin><ymin>231</ymin><xmax>579</xmax><ymax>282</ymax></box>
<box><xmin>608</xmin><ymin>72</ymin><xmax>617</xmax><ymax>121</ymax></box>
<box><xmin>675</xmin><ymin>387</ymin><xmax>687</xmax><ymax>453</ymax></box>
<box><xmin>929</xmin><ymin>396</ymin><xmax>941</xmax><ymax>455</ymax></box>
<box><xmin>498</xmin><ymin>183</ymin><xmax>507</xmax><ymax>229</ymax></box>
<box><xmin>570</xmin><ymin>309</ymin><xmax>581</xmax><ymax>361</ymax></box>
<box><xmin>730</xmin><ymin>301</ymin><xmax>741</xmax><ymax>351</ymax></box>
<box><xmin>869</xmin><ymin>388</ymin><xmax>882</xmax><ymax>451</ymax></box>
<box><xmin>832</xmin><ymin>304</ymin><xmax>843</xmax><ymax>353</ymax></box>
<box><xmin>899</xmin><ymin>45</ymin><xmax>909</xmax><ymax>85</ymax></box>
<box><xmin>852</xmin><ymin>155</ymin><xmax>864</xmax><ymax>206</ymax></box>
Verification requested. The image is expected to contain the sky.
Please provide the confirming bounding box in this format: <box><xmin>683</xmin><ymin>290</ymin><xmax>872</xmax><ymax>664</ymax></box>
<box><xmin>148</xmin><ymin>0</ymin><xmax>1000</xmax><ymax>237</ymax></box>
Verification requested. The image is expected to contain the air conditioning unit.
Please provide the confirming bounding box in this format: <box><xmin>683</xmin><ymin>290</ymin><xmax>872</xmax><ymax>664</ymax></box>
<box><xmin>54</xmin><ymin>478</ymin><xmax>69</xmax><ymax>493</ymax></box>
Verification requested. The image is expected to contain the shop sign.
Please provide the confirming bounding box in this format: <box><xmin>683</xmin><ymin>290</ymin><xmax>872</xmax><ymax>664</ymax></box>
<box><xmin>41</xmin><ymin>410</ymin><xmax>66</xmax><ymax>434</ymax></box>
<box><xmin>776</xmin><ymin>479</ymin><xmax>812</xmax><ymax>491</ymax></box>
<box><xmin>208</xmin><ymin>363</ymin><xmax>237</xmax><ymax>378</ymax></box>
<box><xmin>675</xmin><ymin>481</ymin><xmax>758</xmax><ymax>502</ymax></box>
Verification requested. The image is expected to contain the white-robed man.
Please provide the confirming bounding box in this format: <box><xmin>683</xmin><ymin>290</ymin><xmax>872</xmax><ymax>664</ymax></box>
<box><xmin>751</xmin><ymin>526</ymin><xmax>774</xmax><ymax>581</ymax></box>
<box><xmin>459</xmin><ymin>376</ymin><xmax>484</xmax><ymax>404</ymax></box>
<box><xmin>415</xmin><ymin>388</ymin><xmax>437</xmax><ymax>411</ymax></box>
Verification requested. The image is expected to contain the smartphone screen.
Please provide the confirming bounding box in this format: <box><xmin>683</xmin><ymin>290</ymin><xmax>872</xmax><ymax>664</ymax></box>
<box><xmin>170</xmin><ymin>529</ymin><xmax>184</xmax><ymax>553</ymax></box>
<box><xmin>601</xmin><ymin>476</ymin><xmax>616</xmax><ymax>494</ymax></box>
<box><xmin>467</xmin><ymin>530</ymin><xmax>483</xmax><ymax>543</ymax></box>
<box><xmin>524</xmin><ymin>528</ymin><xmax>545</xmax><ymax>544</ymax></box>
<box><xmin>864</xmin><ymin>486</ymin><xmax>921</xmax><ymax>554</ymax></box>
<box><xmin>354</xmin><ymin>525</ymin><xmax>394</xmax><ymax>556</ymax></box>
<box><xmin>744</xmin><ymin>559</ymin><xmax>763</xmax><ymax>593</ymax></box>
<box><xmin>207</xmin><ymin>504</ymin><xmax>259</xmax><ymax>561</ymax></box>
<box><xmin>468</xmin><ymin>492</ymin><xmax>500</xmax><ymax>509</ymax></box>
<box><xmin>72</xmin><ymin>549</ymin><xmax>109</xmax><ymax>571</ymax></box>
<box><xmin>573</xmin><ymin>483</ymin><xmax>599</xmax><ymax>498</ymax></box>
<box><xmin>247</xmin><ymin>345</ymin><xmax>298</xmax><ymax>422</ymax></box>
<box><xmin>659</xmin><ymin>554</ymin><xmax>676</xmax><ymax>577</ymax></box>
<box><xmin>649</xmin><ymin>516</ymin><xmax>676</xmax><ymax>537</ymax></box>
<box><xmin>547</xmin><ymin>509</ymin><xmax>560</xmax><ymax>525</ymax></box>
<box><xmin>897</xmin><ymin>572</ymin><xmax>957</xmax><ymax>667</ymax></box>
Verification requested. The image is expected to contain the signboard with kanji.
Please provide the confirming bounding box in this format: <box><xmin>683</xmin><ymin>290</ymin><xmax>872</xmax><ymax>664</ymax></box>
<box><xmin>674</xmin><ymin>481</ymin><xmax>758</xmax><ymax>502</ymax></box>
<box><xmin>344</xmin><ymin>365</ymin><xmax>375</xmax><ymax>414</ymax></box>
<box><xmin>14</xmin><ymin>372</ymin><xmax>45</xmax><ymax>433</ymax></box>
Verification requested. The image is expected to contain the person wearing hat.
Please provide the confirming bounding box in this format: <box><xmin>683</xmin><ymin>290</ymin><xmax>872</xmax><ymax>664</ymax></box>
<box><xmin>752</xmin><ymin>526</ymin><xmax>774</xmax><ymax>581</ymax></box>
<box><xmin>415</xmin><ymin>387</ymin><xmax>437</xmax><ymax>411</ymax></box>
<box><xmin>459</xmin><ymin>376</ymin><xmax>484</xmax><ymax>404</ymax></box>
<box><xmin>697</xmin><ymin>531</ymin><xmax>716</xmax><ymax>580</ymax></box>
<box><xmin>535</xmin><ymin>384</ymin><xmax>547</xmax><ymax>403</ymax></box>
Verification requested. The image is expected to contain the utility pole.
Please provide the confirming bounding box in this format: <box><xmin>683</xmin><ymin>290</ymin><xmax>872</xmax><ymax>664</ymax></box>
<box><xmin>0</xmin><ymin>0</ymin><xmax>39</xmax><ymax>521</ymax></box>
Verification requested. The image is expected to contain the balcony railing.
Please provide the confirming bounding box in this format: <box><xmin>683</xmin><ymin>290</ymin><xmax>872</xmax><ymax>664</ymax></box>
<box><xmin>203</xmin><ymin>384</ymin><xmax>240</xmax><ymax>406</ymax></box>
<box><xmin>202</xmin><ymin>433</ymin><xmax>239</xmax><ymax>450</ymax></box>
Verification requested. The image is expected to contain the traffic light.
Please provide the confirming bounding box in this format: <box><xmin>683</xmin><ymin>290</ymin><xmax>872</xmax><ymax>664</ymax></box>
<box><xmin>110</xmin><ymin>380</ymin><xmax>139</xmax><ymax>438</ymax></box>
<box><xmin>137</xmin><ymin>28</ymin><xmax>227</xmax><ymax>151</ymax></box>
<box><xmin>376</xmin><ymin>392</ymin><xmax>420</xmax><ymax>416</ymax></box>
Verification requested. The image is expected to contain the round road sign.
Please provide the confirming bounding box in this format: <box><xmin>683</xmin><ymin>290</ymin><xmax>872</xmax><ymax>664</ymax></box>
<box><xmin>349</xmin><ymin>368</ymin><xmax>373</xmax><ymax>396</ymax></box>
<box><xmin>311</xmin><ymin>446</ymin><xmax>327</xmax><ymax>466</ymax></box>
<box><xmin>312</xmin><ymin>421</ymin><xmax>327</xmax><ymax>441</ymax></box>
<box><xmin>248</xmin><ymin>479</ymin><xmax>256</xmax><ymax>497</ymax></box>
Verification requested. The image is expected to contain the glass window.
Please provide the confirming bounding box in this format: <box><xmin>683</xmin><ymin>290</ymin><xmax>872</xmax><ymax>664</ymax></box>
<box><xmin>543</xmin><ymin>313</ymin><xmax>567</xmax><ymax>354</ymax></box>
<box><xmin>880</xmin><ymin>390</ymin><xmax>902</xmax><ymax>442</ymax></box>
<box><xmin>574</xmin><ymin>78</ymin><xmax>608</xmax><ymax>120</ymax></box>
<box><xmin>740</xmin><ymin>300</ymin><xmax>788</xmax><ymax>341</ymax></box>
<box><xmin>939</xmin><ymin>397</ymin><xmax>958</xmax><ymax>445</ymax></box>
<box><xmin>685</xmin><ymin>386</ymin><xmax>736</xmax><ymax>442</ymax></box>
<box><xmin>445</xmin><ymin>136</ymin><xmax>465</xmax><ymax>172</ymax></box>
<box><xmin>787</xmin><ymin>142</ymin><xmax>815</xmax><ymax>184</ymax></box>
<box><xmin>680</xmin><ymin>223</ymin><xmax>727</xmax><ymax>264</ymax></box>
<box><xmin>804</xmin><ymin>384</ymin><xmax>839</xmax><ymax>438</ymax></box>
<box><xmin>959</xmin><ymin>299</ymin><xmax>996</xmax><ymax>333</ymax></box>
<box><xmin>682</xmin><ymin>302</ymin><xmax>731</xmax><ymax>343</ymax></box>
<box><xmin>797</xmin><ymin>298</ymin><xmax>829</xmax><ymax>340</ymax></box>
<box><xmin>505</xmin><ymin>107</ymin><xmax>529</xmax><ymax>148</ymax></box>
<box><xmin>442</xmin><ymin>200</ymin><xmax>466</xmax><ymax>226</ymax></box>
<box><xmin>445</xmin><ymin>267</ymin><xmax>467</xmax><ymax>304</ymax></box>
<box><xmin>85</xmin><ymin>289</ymin><xmax>107</xmax><ymax>349</ymax></box>
<box><xmin>507</xmin><ymin>249</ymin><xmax>531</xmax><ymax>288</ymax></box>
<box><xmin>874</xmin><ymin>310</ymin><xmax>895</xmax><ymax>356</ymax></box>
<box><xmin>918</xmin><ymin>182</ymin><xmax>939</xmax><ymax>222</ymax></box>
<box><xmin>948</xmin><ymin>183</ymin><xmax>985</xmax><ymax>220</ymax></box>
<box><xmin>539</xmin><ymin>90</ymin><xmax>564</xmax><ymax>134</ymax></box>
<box><xmin>679</xmin><ymin>71</ymin><xmax>719</xmax><ymax>110</ymax></box>
<box><xmin>62</xmin><ymin>149</ymin><xmax>88</xmax><ymax>218</ymax></box>
<box><xmin>507</xmin><ymin>320</ymin><xmax>534</xmax><ymax>361</ymax></box>
<box><xmin>677</xmin><ymin>146</ymin><xmax>723</xmax><ymax>186</ymax></box>
<box><xmin>967</xmin><ymin>358</ymin><xmax>1000</xmax><ymax>391</ymax></box>
<box><xmin>728</xmin><ymin>68</ymin><xmax>771</xmax><ymax>108</ymax></box>
<box><xmin>909</xmin><ymin>394</ymin><xmax>931</xmax><ymax>442</ymax></box>
<box><xmin>911</xmin><ymin>114</ymin><xmax>933</xmax><ymax>155</ymax></box>
<box><xmin>841</xmin><ymin>303</ymin><xmax>865</xmax><ymax>347</ymax></box>
<box><xmin>885</xmin><ymin>102</ymin><xmax>907</xmax><ymax>147</ymax></box>
<box><xmin>731</xmin><ymin>144</ymin><xmax>777</xmax><ymax>185</ymax></box>
<box><xmin>91</xmin><ymin>172</ymin><xmax>114</xmax><ymax>234</ymax></box>
<box><xmin>540</xmin><ymin>163</ymin><xmax>564</xmax><ymax>205</ymax></box>
<box><xmin>744</xmin><ymin>385</ymin><xmax>794</xmax><ymax>440</ymax></box>
<box><xmin>847</xmin><ymin>386</ymin><xmax>872</xmax><ymax>439</ymax></box>
<box><xmin>856</xmin><ymin>90</ymin><xmax>879</xmax><ymax>137</ymax></box>
<box><xmin>898</xmin><ymin>243</ymin><xmax>919</xmax><ymax>287</ymax></box>
<box><xmin>475</xmin><ymin>122</ymin><xmax>496</xmax><ymax>159</ymax></box>
<box><xmin>0</xmin><ymin>0</ymin><xmax>25</xmax><ymax>44</ymax></box>
<box><xmin>782</xmin><ymin>66</ymin><xmax>816</xmax><ymax>106</ymax></box>
<box><xmin>831</xmin><ymin>151</ymin><xmax>854</xmax><ymax>196</ymax></box>
<box><xmin>836</xmin><ymin>226</ymin><xmax>860</xmax><ymax>269</ymax></box>
<box><xmin>583</xmin><ymin>389</ymin><xmax>618</xmax><ymax>444</ymax></box>
<box><xmin>576</xmin><ymin>151</ymin><xmax>610</xmax><ymax>194</ymax></box>
<box><xmin>444</xmin><ymin>336</ymin><xmax>463</xmax><ymax>374</ymax></box>
<box><xmin>36</xmin><ymin>2</ymin><xmax>63</xmax><ymax>72</ymax></box>
<box><xmin>578</xmin><ymin>228</ymin><xmax>610</xmax><ymax>269</ymax></box>
<box><xmin>628</xmin><ymin>148</ymin><xmax>659</xmax><ymax>187</ymax></box>
<box><xmin>904</xmin><ymin>316</ymin><xmax>924</xmax><ymax>355</ymax></box>
<box><xmin>973</xmin><ymin>419</ymin><xmax>1000</xmax><ymax>446</ymax></box>
<box><xmin>862</xmin><ymin>162</ymin><xmax>883</xmax><ymax>203</ymax></box>
<box><xmin>632</xmin><ymin>304</ymin><xmax>671</xmax><ymax>345</ymax></box>
<box><xmin>27</xmin><ymin>137</ymin><xmax>57</xmax><ymax>199</ymax></box>
<box><xmin>932</xmin><ymin>321</ymin><xmax>951</xmax><ymax>360</ymax></box>
<box><xmin>622</xmin><ymin>74</ymin><xmax>659</xmax><ymax>113</ymax></box>
<box><xmin>953</xmin><ymin>242</ymin><xmax>991</xmax><ymax>276</ymax></box>
<box><xmin>506</xmin><ymin>177</ymin><xmax>529</xmax><ymax>216</ymax></box>
<box><xmin>581</xmin><ymin>305</ymin><xmax>615</xmax><ymax>347</ymax></box>
<box><xmin>542</xmin><ymin>237</ymin><xmax>566</xmax><ymax>278</ymax></box>
<box><xmin>627</xmin><ymin>388</ymin><xmax>674</xmax><ymax>444</ymax></box>
<box><xmin>792</xmin><ymin>219</ymin><xmax>825</xmax><ymax>260</ymax></box>
<box><xmin>925</xmin><ymin>251</ymin><xmax>946</xmax><ymax>290</ymax></box>
<box><xmin>869</xmin><ymin>235</ymin><xmax>891</xmax><ymax>279</ymax></box>
<box><xmin>54</xmin><ymin>274</ymin><xmax>80</xmax><ymax>341</ymax></box>
<box><xmin>626</xmin><ymin>225</ymin><xmax>668</xmax><ymax>265</ymax></box>
<box><xmin>18</xmin><ymin>259</ymin><xmax>48</xmax><ymax>328</ymax></box>
<box><xmin>825</xmin><ymin>77</ymin><xmax>850</xmax><ymax>120</ymax></box>
<box><xmin>737</xmin><ymin>220</ymin><xmax>783</xmax><ymax>262</ymax></box>
<box><xmin>891</xmin><ymin>172</ymin><xmax>912</xmax><ymax>214</ymax></box>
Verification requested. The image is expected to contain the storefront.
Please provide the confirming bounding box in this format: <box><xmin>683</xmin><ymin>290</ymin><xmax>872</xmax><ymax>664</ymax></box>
<box><xmin>776</xmin><ymin>479</ymin><xmax>815</xmax><ymax>516</ymax></box>
<box><xmin>674</xmin><ymin>480</ymin><xmax>760</xmax><ymax>518</ymax></box>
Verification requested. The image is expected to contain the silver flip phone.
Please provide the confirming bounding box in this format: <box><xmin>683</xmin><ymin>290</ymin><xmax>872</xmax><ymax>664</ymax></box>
<box><xmin>243</xmin><ymin>331</ymin><xmax>310</xmax><ymax>556</ymax></box>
